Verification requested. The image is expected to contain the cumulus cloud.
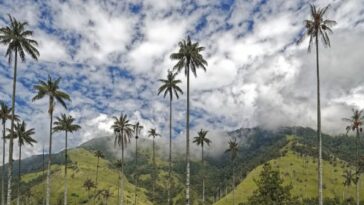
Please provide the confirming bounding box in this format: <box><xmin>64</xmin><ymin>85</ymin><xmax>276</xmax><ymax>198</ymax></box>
<box><xmin>0</xmin><ymin>0</ymin><xmax>363</xmax><ymax>161</ymax></box>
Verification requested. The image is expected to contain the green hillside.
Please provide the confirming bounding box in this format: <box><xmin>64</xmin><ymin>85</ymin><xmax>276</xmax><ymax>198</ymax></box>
<box><xmin>214</xmin><ymin>137</ymin><xmax>361</xmax><ymax>205</ymax></box>
<box><xmin>20</xmin><ymin>148</ymin><xmax>153</xmax><ymax>205</ymax></box>
<box><xmin>5</xmin><ymin>127</ymin><xmax>364</xmax><ymax>205</ymax></box>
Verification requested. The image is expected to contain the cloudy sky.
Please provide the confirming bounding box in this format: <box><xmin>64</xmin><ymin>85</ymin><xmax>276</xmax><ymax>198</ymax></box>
<box><xmin>0</xmin><ymin>0</ymin><xmax>363</xmax><ymax>159</ymax></box>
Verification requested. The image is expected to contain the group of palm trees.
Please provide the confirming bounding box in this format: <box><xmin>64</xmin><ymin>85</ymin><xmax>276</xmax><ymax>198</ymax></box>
<box><xmin>1</xmin><ymin>2</ymin><xmax>362</xmax><ymax>205</ymax></box>
<box><xmin>0</xmin><ymin>14</ymin><xmax>82</xmax><ymax>205</ymax></box>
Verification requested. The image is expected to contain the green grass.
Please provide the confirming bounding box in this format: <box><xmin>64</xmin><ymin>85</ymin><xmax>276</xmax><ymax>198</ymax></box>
<box><xmin>20</xmin><ymin>148</ymin><xmax>153</xmax><ymax>205</ymax></box>
<box><xmin>214</xmin><ymin>138</ymin><xmax>362</xmax><ymax>205</ymax></box>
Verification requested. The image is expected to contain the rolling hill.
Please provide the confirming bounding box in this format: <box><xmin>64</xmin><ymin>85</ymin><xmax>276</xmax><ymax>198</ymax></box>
<box><xmin>2</xmin><ymin>126</ymin><xmax>363</xmax><ymax>204</ymax></box>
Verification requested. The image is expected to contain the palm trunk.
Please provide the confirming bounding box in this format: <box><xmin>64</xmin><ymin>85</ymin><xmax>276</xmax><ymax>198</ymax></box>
<box><xmin>356</xmin><ymin>128</ymin><xmax>360</xmax><ymax>205</ymax></box>
<box><xmin>95</xmin><ymin>156</ymin><xmax>100</xmax><ymax>205</ymax></box>
<box><xmin>232</xmin><ymin>160</ymin><xmax>235</xmax><ymax>205</ymax></box>
<box><xmin>42</xmin><ymin>145</ymin><xmax>45</xmax><ymax>205</ymax></box>
<box><xmin>315</xmin><ymin>35</ymin><xmax>323</xmax><ymax>205</ymax></box>
<box><xmin>64</xmin><ymin>131</ymin><xmax>68</xmax><ymax>205</ymax></box>
<box><xmin>46</xmin><ymin>106</ymin><xmax>54</xmax><ymax>205</ymax></box>
<box><xmin>202</xmin><ymin>144</ymin><xmax>205</xmax><ymax>205</ymax></box>
<box><xmin>117</xmin><ymin>173</ymin><xmax>120</xmax><ymax>205</ymax></box>
<box><xmin>16</xmin><ymin>144</ymin><xmax>21</xmax><ymax>205</ymax></box>
<box><xmin>168</xmin><ymin>97</ymin><xmax>172</xmax><ymax>205</ymax></box>
<box><xmin>7</xmin><ymin>48</ymin><xmax>18</xmax><ymax>205</ymax></box>
<box><xmin>120</xmin><ymin>131</ymin><xmax>124</xmax><ymax>205</ymax></box>
<box><xmin>186</xmin><ymin>63</ymin><xmax>190</xmax><ymax>205</ymax></box>
<box><xmin>134</xmin><ymin>136</ymin><xmax>138</xmax><ymax>205</ymax></box>
<box><xmin>2</xmin><ymin>120</ymin><xmax>6</xmax><ymax>205</ymax></box>
<box><xmin>152</xmin><ymin>136</ymin><xmax>155</xmax><ymax>204</ymax></box>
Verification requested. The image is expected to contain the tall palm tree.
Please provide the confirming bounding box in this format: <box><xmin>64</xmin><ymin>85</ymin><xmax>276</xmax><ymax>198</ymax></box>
<box><xmin>114</xmin><ymin>160</ymin><xmax>123</xmax><ymax>204</ymax></box>
<box><xmin>158</xmin><ymin>70</ymin><xmax>183</xmax><ymax>204</ymax></box>
<box><xmin>94</xmin><ymin>150</ymin><xmax>104</xmax><ymax>189</ymax></box>
<box><xmin>193</xmin><ymin>129</ymin><xmax>211</xmax><ymax>205</ymax></box>
<box><xmin>53</xmin><ymin>114</ymin><xmax>81</xmax><ymax>205</ymax></box>
<box><xmin>147</xmin><ymin>128</ymin><xmax>160</xmax><ymax>203</ymax></box>
<box><xmin>6</xmin><ymin>120</ymin><xmax>36</xmax><ymax>205</ymax></box>
<box><xmin>83</xmin><ymin>179</ymin><xmax>96</xmax><ymax>201</ymax></box>
<box><xmin>342</xmin><ymin>169</ymin><xmax>355</xmax><ymax>202</ymax></box>
<box><xmin>100</xmin><ymin>189</ymin><xmax>112</xmax><ymax>205</ymax></box>
<box><xmin>32</xmin><ymin>75</ymin><xmax>70</xmax><ymax>205</ymax></box>
<box><xmin>0</xmin><ymin>101</ymin><xmax>18</xmax><ymax>205</ymax></box>
<box><xmin>170</xmin><ymin>36</ymin><xmax>207</xmax><ymax>205</ymax></box>
<box><xmin>343</xmin><ymin>109</ymin><xmax>363</xmax><ymax>205</ymax></box>
<box><xmin>133</xmin><ymin>122</ymin><xmax>143</xmax><ymax>205</ymax></box>
<box><xmin>111</xmin><ymin>114</ymin><xmax>133</xmax><ymax>205</ymax></box>
<box><xmin>298</xmin><ymin>5</ymin><xmax>336</xmax><ymax>205</ymax></box>
<box><xmin>0</xmin><ymin>15</ymin><xmax>39</xmax><ymax>205</ymax></box>
<box><xmin>225</xmin><ymin>138</ymin><xmax>238</xmax><ymax>205</ymax></box>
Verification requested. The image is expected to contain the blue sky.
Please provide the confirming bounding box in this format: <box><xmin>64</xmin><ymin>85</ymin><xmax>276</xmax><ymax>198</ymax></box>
<box><xmin>0</xmin><ymin>0</ymin><xmax>363</xmax><ymax>159</ymax></box>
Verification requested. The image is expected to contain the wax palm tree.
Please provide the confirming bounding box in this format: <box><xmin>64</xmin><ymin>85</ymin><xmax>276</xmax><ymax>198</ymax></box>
<box><xmin>83</xmin><ymin>179</ymin><xmax>96</xmax><ymax>201</ymax></box>
<box><xmin>170</xmin><ymin>36</ymin><xmax>207</xmax><ymax>205</ymax></box>
<box><xmin>111</xmin><ymin>114</ymin><xmax>133</xmax><ymax>205</ymax></box>
<box><xmin>32</xmin><ymin>75</ymin><xmax>70</xmax><ymax>205</ymax></box>
<box><xmin>343</xmin><ymin>109</ymin><xmax>363</xmax><ymax>205</ymax></box>
<box><xmin>6</xmin><ymin>120</ymin><xmax>36</xmax><ymax>205</ymax></box>
<box><xmin>53</xmin><ymin>114</ymin><xmax>80</xmax><ymax>205</ymax></box>
<box><xmin>147</xmin><ymin>128</ymin><xmax>160</xmax><ymax>203</ymax></box>
<box><xmin>133</xmin><ymin>122</ymin><xmax>143</xmax><ymax>205</ymax></box>
<box><xmin>225</xmin><ymin>138</ymin><xmax>238</xmax><ymax>205</ymax></box>
<box><xmin>0</xmin><ymin>15</ymin><xmax>39</xmax><ymax>205</ymax></box>
<box><xmin>342</xmin><ymin>169</ymin><xmax>355</xmax><ymax>202</ymax></box>
<box><xmin>94</xmin><ymin>150</ymin><xmax>104</xmax><ymax>188</ymax></box>
<box><xmin>158</xmin><ymin>70</ymin><xmax>183</xmax><ymax>204</ymax></box>
<box><xmin>114</xmin><ymin>160</ymin><xmax>122</xmax><ymax>204</ymax></box>
<box><xmin>193</xmin><ymin>129</ymin><xmax>211</xmax><ymax>205</ymax></box>
<box><xmin>100</xmin><ymin>189</ymin><xmax>112</xmax><ymax>205</ymax></box>
<box><xmin>0</xmin><ymin>102</ymin><xmax>18</xmax><ymax>205</ymax></box>
<box><xmin>298</xmin><ymin>5</ymin><xmax>336</xmax><ymax>205</ymax></box>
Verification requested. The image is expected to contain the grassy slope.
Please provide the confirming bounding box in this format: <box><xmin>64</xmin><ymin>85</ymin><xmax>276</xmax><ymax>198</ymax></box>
<box><xmin>214</xmin><ymin>138</ymin><xmax>362</xmax><ymax>205</ymax></box>
<box><xmin>21</xmin><ymin>148</ymin><xmax>153</xmax><ymax>205</ymax></box>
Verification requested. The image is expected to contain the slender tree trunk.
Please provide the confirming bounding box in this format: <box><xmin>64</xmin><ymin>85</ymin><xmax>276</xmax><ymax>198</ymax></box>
<box><xmin>94</xmin><ymin>156</ymin><xmax>100</xmax><ymax>205</ymax></box>
<box><xmin>343</xmin><ymin>186</ymin><xmax>345</xmax><ymax>202</ymax></box>
<box><xmin>42</xmin><ymin>145</ymin><xmax>45</xmax><ymax>205</ymax></box>
<box><xmin>134</xmin><ymin>135</ymin><xmax>138</xmax><ymax>205</ymax></box>
<box><xmin>315</xmin><ymin>35</ymin><xmax>323</xmax><ymax>205</ymax></box>
<box><xmin>2</xmin><ymin>120</ymin><xmax>6</xmax><ymax>205</ymax></box>
<box><xmin>202</xmin><ymin>144</ymin><xmax>205</xmax><ymax>205</ymax></box>
<box><xmin>356</xmin><ymin>128</ymin><xmax>360</xmax><ymax>205</ymax></box>
<box><xmin>120</xmin><ymin>131</ymin><xmax>124</xmax><ymax>205</ymax></box>
<box><xmin>168</xmin><ymin>97</ymin><xmax>172</xmax><ymax>205</ymax></box>
<box><xmin>117</xmin><ymin>173</ymin><xmax>120</xmax><ymax>205</ymax></box>
<box><xmin>46</xmin><ymin>106</ymin><xmax>54</xmax><ymax>205</ymax></box>
<box><xmin>64</xmin><ymin>131</ymin><xmax>68</xmax><ymax>205</ymax></box>
<box><xmin>185</xmin><ymin>63</ymin><xmax>190</xmax><ymax>205</ymax></box>
<box><xmin>16</xmin><ymin>144</ymin><xmax>21</xmax><ymax>205</ymax></box>
<box><xmin>7</xmin><ymin>48</ymin><xmax>18</xmax><ymax>205</ymax></box>
<box><xmin>152</xmin><ymin>136</ymin><xmax>155</xmax><ymax>204</ymax></box>
<box><xmin>232</xmin><ymin>160</ymin><xmax>235</xmax><ymax>205</ymax></box>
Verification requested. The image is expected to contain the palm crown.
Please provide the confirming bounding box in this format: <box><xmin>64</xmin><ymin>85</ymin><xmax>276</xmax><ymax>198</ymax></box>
<box><xmin>158</xmin><ymin>71</ymin><xmax>183</xmax><ymax>100</ymax></box>
<box><xmin>111</xmin><ymin>114</ymin><xmax>134</xmax><ymax>148</ymax></box>
<box><xmin>53</xmin><ymin>114</ymin><xmax>81</xmax><ymax>133</ymax></box>
<box><xmin>7</xmin><ymin>121</ymin><xmax>36</xmax><ymax>146</ymax></box>
<box><xmin>225</xmin><ymin>138</ymin><xmax>239</xmax><ymax>160</ymax></box>
<box><xmin>32</xmin><ymin>75</ymin><xmax>71</xmax><ymax>114</ymax></box>
<box><xmin>148</xmin><ymin>128</ymin><xmax>160</xmax><ymax>139</ymax></box>
<box><xmin>298</xmin><ymin>4</ymin><xmax>336</xmax><ymax>51</ymax></box>
<box><xmin>95</xmin><ymin>150</ymin><xmax>104</xmax><ymax>159</ymax></box>
<box><xmin>343</xmin><ymin>109</ymin><xmax>363</xmax><ymax>134</ymax></box>
<box><xmin>193</xmin><ymin>129</ymin><xmax>210</xmax><ymax>147</ymax></box>
<box><xmin>0</xmin><ymin>14</ymin><xmax>39</xmax><ymax>63</ymax></box>
<box><xmin>170</xmin><ymin>36</ymin><xmax>208</xmax><ymax>76</ymax></box>
<box><xmin>0</xmin><ymin>101</ymin><xmax>19</xmax><ymax>123</ymax></box>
